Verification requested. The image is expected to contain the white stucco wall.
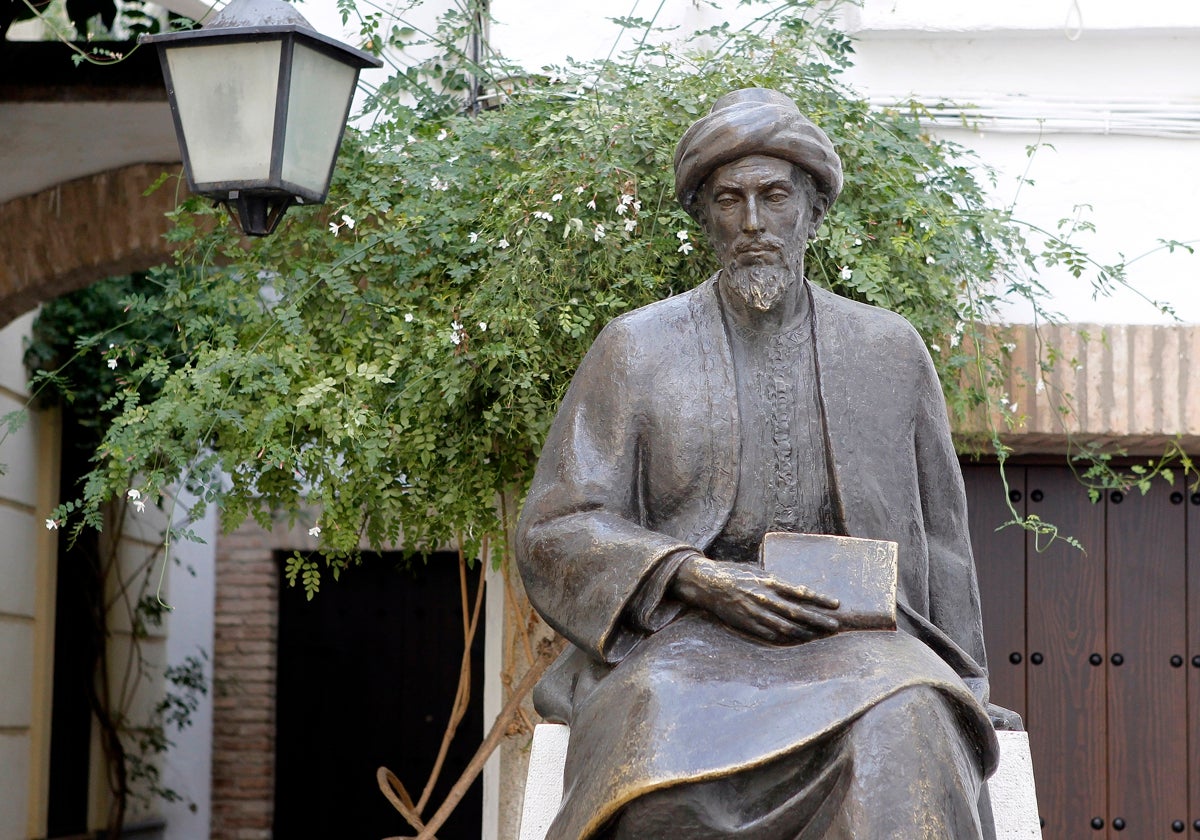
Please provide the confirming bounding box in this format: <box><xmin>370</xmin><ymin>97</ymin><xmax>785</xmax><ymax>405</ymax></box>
<box><xmin>160</xmin><ymin>493</ymin><xmax>217</xmax><ymax>840</ymax></box>
<box><xmin>0</xmin><ymin>312</ymin><xmax>56</xmax><ymax>840</ymax></box>
<box><xmin>840</xmin><ymin>4</ymin><xmax>1200</xmax><ymax>324</ymax></box>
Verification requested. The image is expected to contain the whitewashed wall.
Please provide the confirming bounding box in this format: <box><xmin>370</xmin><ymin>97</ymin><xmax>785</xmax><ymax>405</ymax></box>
<box><xmin>0</xmin><ymin>312</ymin><xmax>57</xmax><ymax>840</ymax></box>
<box><xmin>841</xmin><ymin>0</ymin><xmax>1200</xmax><ymax>323</ymax></box>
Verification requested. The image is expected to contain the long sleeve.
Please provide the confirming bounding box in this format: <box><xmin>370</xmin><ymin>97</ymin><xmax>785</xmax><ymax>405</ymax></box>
<box><xmin>516</xmin><ymin>317</ymin><xmax>696</xmax><ymax>664</ymax></box>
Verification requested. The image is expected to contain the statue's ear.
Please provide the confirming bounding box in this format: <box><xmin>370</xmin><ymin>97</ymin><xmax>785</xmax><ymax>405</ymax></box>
<box><xmin>807</xmin><ymin>199</ymin><xmax>829</xmax><ymax>241</ymax></box>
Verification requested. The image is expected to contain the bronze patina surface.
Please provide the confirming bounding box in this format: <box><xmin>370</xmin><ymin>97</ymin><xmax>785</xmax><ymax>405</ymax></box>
<box><xmin>516</xmin><ymin>88</ymin><xmax>1015</xmax><ymax>840</ymax></box>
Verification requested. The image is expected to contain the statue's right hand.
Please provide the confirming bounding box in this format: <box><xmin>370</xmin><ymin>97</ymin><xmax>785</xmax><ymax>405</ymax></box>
<box><xmin>669</xmin><ymin>555</ymin><xmax>840</xmax><ymax>643</ymax></box>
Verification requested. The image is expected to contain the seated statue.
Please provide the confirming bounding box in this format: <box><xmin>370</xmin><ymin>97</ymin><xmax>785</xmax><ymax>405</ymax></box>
<box><xmin>516</xmin><ymin>88</ymin><xmax>1011</xmax><ymax>840</ymax></box>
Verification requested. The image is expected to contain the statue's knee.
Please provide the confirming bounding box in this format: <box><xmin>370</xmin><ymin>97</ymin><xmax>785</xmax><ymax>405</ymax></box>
<box><xmin>855</xmin><ymin>687</ymin><xmax>956</xmax><ymax>744</ymax></box>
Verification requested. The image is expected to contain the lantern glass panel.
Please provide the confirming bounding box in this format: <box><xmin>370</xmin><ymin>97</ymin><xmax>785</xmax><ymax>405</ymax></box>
<box><xmin>166</xmin><ymin>39</ymin><xmax>283</xmax><ymax>186</ymax></box>
<box><xmin>281</xmin><ymin>42</ymin><xmax>359</xmax><ymax>197</ymax></box>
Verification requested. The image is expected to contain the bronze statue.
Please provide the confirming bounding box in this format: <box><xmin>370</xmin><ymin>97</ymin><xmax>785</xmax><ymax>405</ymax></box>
<box><xmin>516</xmin><ymin>88</ymin><xmax>1013</xmax><ymax>840</ymax></box>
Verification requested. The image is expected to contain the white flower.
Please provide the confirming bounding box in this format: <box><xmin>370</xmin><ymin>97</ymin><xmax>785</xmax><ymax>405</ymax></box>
<box><xmin>593</xmin><ymin>224</ymin><xmax>606</xmax><ymax>241</ymax></box>
<box><xmin>632</xmin><ymin>200</ymin><xmax>642</xmax><ymax>212</ymax></box>
<box><xmin>930</xmin><ymin>343</ymin><xmax>941</xmax><ymax>353</ymax></box>
<box><xmin>404</xmin><ymin>312</ymin><xmax>414</xmax><ymax>323</ymax></box>
<box><xmin>429</xmin><ymin>176</ymin><xmax>449</xmax><ymax>192</ymax></box>
<box><xmin>676</xmin><ymin>230</ymin><xmax>689</xmax><ymax>241</ymax></box>
<box><xmin>127</xmin><ymin>488</ymin><xmax>141</xmax><ymax>501</ymax></box>
<box><xmin>478</xmin><ymin>322</ymin><xmax>488</xmax><ymax>332</ymax></box>
<box><xmin>624</xmin><ymin>218</ymin><xmax>638</xmax><ymax>232</ymax></box>
<box><xmin>1009</xmin><ymin>402</ymin><xmax>1019</xmax><ymax>413</ymax></box>
<box><xmin>436</xmin><ymin>128</ymin><xmax>448</xmax><ymax>141</ymax></box>
<box><xmin>132</xmin><ymin>499</ymin><xmax>146</xmax><ymax>514</ymax></box>
<box><xmin>329</xmin><ymin>221</ymin><xmax>340</xmax><ymax>235</ymax></box>
<box><xmin>447</xmin><ymin>155</ymin><xmax>460</xmax><ymax>163</ymax></box>
<box><xmin>551</xmin><ymin>193</ymin><xmax>563</xmax><ymax>202</ymax></box>
<box><xmin>450</xmin><ymin>332</ymin><xmax>463</xmax><ymax>346</ymax></box>
<box><xmin>468</xmin><ymin>231</ymin><xmax>479</xmax><ymax>243</ymax></box>
<box><xmin>451</xmin><ymin>320</ymin><xmax>463</xmax><ymax>331</ymax></box>
<box><xmin>497</xmin><ymin>238</ymin><xmax>510</xmax><ymax>249</ymax></box>
<box><xmin>107</xmin><ymin>358</ymin><xmax>118</xmax><ymax>370</ymax></box>
<box><xmin>586</xmin><ymin>199</ymin><xmax>597</xmax><ymax>211</ymax></box>
<box><xmin>308</xmin><ymin>525</ymin><xmax>321</xmax><ymax>537</ymax></box>
<box><xmin>926</xmin><ymin>255</ymin><xmax>936</xmax><ymax>265</ymax></box>
<box><xmin>839</xmin><ymin>266</ymin><xmax>853</xmax><ymax>280</ymax></box>
<box><xmin>574</xmin><ymin>186</ymin><xmax>585</xmax><ymax>195</ymax></box>
<box><xmin>854</xmin><ymin>238</ymin><xmax>862</xmax><ymax>246</ymax></box>
<box><xmin>406</xmin><ymin>134</ymin><xmax>417</xmax><ymax>145</ymax></box>
<box><xmin>341</xmin><ymin>214</ymin><xmax>355</xmax><ymax>230</ymax></box>
<box><xmin>950</xmin><ymin>333</ymin><xmax>960</xmax><ymax>348</ymax></box>
<box><xmin>678</xmin><ymin>242</ymin><xmax>694</xmax><ymax>255</ymax></box>
<box><xmin>1036</xmin><ymin>379</ymin><xmax>1046</xmax><ymax>394</ymax></box>
<box><xmin>620</xmin><ymin>194</ymin><xmax>634</xmax><ymax>206</ymax></box>
<box><xmin>45</xmin><ymin>518</ymin><xmax>58</xmax><ymax>530</ymax></box>
<box><xmin>615</xmin><ymin>202</ymin><xmax>628</xmax><ymax>216</ymax></box>
<box><xmin>533</xmin><ymin>211</ymin><xmax>554</xmax><ymax>222</ymax></box>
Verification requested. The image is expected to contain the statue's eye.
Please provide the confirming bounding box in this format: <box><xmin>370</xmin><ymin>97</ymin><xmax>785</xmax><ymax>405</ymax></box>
<box><xmin>716</xmin><ymin>195</ymin><xmax>738</xmax><ymax>208</ymax></box>
<box><xmin>765</xmin><ymin>191</ymin><xmax>790</xmax><ymax>203</ymax></box>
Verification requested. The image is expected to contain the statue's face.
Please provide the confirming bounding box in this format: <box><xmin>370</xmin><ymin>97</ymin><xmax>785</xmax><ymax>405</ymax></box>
<box><xmin>700</xmin><ymin>155</ymin><xmax>817</xmax><ymax>311</ymax></box>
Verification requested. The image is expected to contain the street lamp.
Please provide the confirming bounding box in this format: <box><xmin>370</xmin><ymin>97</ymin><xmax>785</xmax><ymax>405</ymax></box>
<box><xmin>141</xmin><ymin>0</ymin><xmax>383</xmax><ymax>236</ymax></box>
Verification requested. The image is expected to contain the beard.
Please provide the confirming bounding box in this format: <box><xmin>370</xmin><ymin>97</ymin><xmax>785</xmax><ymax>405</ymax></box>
<box><xmin>723</xmin><ymin>263</ymin><xmax>794</xmax><ymax>312</ymax></box>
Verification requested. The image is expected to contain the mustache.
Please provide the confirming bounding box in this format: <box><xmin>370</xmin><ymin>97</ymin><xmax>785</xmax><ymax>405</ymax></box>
<box><xmin>731</xmin><ymin>235</ymin><xmax>787</xmax><ymax>258</ymax></box>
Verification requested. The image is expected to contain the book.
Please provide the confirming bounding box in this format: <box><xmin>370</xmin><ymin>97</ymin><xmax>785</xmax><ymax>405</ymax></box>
<box><xmin>758</xmin><ymin>532</ymin><xmax>898</xmax><ymax>631</ymax></box>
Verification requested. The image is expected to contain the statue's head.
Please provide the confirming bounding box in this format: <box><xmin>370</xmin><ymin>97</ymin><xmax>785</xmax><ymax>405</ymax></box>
<box><xmin>674</xmin><ymin>88</ymin><xmax>842</xmax><ymax>224</ymax></box>
<box><xmin>674</xmin><ymin>89</ymin><xmax>843</xmax><ymax>311</ymax></box>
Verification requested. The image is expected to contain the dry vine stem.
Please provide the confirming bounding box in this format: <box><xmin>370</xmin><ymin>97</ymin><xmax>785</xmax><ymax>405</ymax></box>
<box><xmin>378</xmin><ymin>632</ymin><xmax>564</xmax><ymax>840</ymax></box>
<box><xmin>376</xmin><ymin>534</ymin><xmax>565</xmax><ymax>840</ymax></box>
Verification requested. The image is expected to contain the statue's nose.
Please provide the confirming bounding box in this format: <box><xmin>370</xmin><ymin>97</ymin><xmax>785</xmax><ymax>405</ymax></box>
<box><xmin>741</xmin><ymin>197</ymin><xmax>764</xmax><ymax>233</ymax></box>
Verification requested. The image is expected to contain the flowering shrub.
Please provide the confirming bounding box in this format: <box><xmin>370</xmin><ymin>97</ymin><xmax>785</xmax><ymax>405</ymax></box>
<box><xmin>32</xmin><ymin>0</ymin><xmax>1153</xmax><ymax>591</ymax></box>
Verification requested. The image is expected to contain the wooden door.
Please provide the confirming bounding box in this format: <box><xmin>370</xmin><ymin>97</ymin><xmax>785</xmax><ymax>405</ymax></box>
<box><xmin>1189</xmin><ymin>489</ymin><xmax>1200</xmax><ymax>836</ymax></box>
<box><xmin>964</xmin><ymin>463</ymin><xmax>1198</xmax><ymax>838</ymax></box>
<box><xmin>273</xmin><ymin>552</ymin><xmax>484</xmax><ymax>840</ymax></box>
<box><xmin>965</xmin><ymin>463</ymin><xmax>1026</xmax><ymax>720</ymax></box>
<box><xmin>1104</xmin><ymin>480</ymin><xmax>1187</xmax><ymax>836</ymax></box>
<box><xmin>1022</xmin><ymin>466</ymin><xmax>1108</xmax><ymax>837</ymax></box>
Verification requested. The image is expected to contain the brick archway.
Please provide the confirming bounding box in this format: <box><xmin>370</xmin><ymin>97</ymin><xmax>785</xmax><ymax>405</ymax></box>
<box><xmin>0</xmin><ymin>162</ymin><xmax>185</xmax><ymax>327</ymax></box>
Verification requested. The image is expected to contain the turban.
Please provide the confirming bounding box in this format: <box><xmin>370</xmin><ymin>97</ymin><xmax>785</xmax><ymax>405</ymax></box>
<box><xmin>673</xmin><ymin>88</ymin><xmax>843</xmax><ymax>220</ymax></box>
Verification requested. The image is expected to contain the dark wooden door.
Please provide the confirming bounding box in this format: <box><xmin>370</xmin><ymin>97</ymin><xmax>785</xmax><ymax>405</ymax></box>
<box><xmin>273</xmin><ymin>552</ymin><xmax>484</xmax><ymax>840</ymax></box>
<box><xmin>1023</xmin><ymin>466</ymin><xmax>1108</xmax><ymax>837</ymax></box>
<box><xmin>1188</xmin><ymin>489</ymin><xmax>1200</xmax><ymax>837</ymax></box>
<box><xmin>964</xmin><ymin>463</ymin><xmax>1026</xmax><ymax>721</ymax></box>
<box><xmin>963</xmin><ymin>463</ymin><xmax>1199</xmax><ymax>838</ymax></box>
<box><xmin>1104</xmin><ymin>479</ymin><xmax>1188</xmax><ymax>836</ymax></box>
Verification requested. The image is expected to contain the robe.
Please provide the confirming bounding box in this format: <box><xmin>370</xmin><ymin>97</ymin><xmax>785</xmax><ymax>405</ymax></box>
<box><xmin>516</xmin><ymin>275</ymin><xmax>999</xmax><ymax>839</ymax></box>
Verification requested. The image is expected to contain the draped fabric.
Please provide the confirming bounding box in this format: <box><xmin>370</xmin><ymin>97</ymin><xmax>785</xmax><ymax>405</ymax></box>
<box><xmin>518</xmin><ymin>276</ymin><xmax>998</xmax><ymax>840</ymax></box>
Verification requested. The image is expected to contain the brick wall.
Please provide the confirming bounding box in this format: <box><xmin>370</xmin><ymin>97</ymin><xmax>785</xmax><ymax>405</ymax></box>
<box><xmin>210</xmin><ymin>522</ymin><xmax>280</xmax><ymax>840</ymax></box>
<box><xmin>0</xmin><ymin>164</ymin><xmax>183</xmax><ymax>329</ymax></box>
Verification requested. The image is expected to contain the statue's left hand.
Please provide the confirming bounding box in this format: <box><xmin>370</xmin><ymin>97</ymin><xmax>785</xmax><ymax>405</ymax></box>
<box><xmin>670</xmin><ymin>554</ymin><xmax>840</xmax><ymax>643</ymax></box>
